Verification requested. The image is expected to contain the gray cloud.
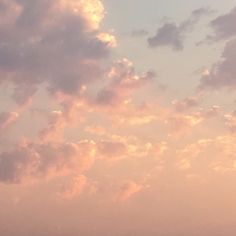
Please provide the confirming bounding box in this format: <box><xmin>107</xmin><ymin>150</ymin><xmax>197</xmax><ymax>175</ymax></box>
<box><xmin>199</xmin><ymin>38</ymin><xmax>236</xmax><ymax>90</ymax></box>
<box><xmin>148</xmin><ymin>7</ymin><xmax>211</xmax><ymax>50</ymax></box>
<box><xmin>199</xmin><ymin>5</ymin><xmax>236</xmax><ymax>89</ymax></box>
<box><xmin>0</xmin><ymin>0</ymin><xmax>110</xmax><ymax>105</ymax></box>
<box><xmin>198</xmin><ymin>6</ymin><xmax>236</xmax><ymax>90</ymax></box>
<box><xmin>209</xmin><ymin>7</ymin><xmax>236</xmax><ymax>41</ymax></box>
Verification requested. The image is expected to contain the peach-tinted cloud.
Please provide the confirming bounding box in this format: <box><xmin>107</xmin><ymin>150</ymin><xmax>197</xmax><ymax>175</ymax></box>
<box><xmin>165</xmin><ymin>105</ymin><xmax>220</xmax><ymax>135</ymax></box>
<box><xmin>114</xmin><ymin>180</ymin><xmax>144</xmax><ymax>202</ymax></box>
<box><xmin>95</xmin><ymin>58</ymin><xmax>155</xmax><ymax>106</ymax></box>
<box><xmin>175</xmin><ymin>135</ymin><xmax>236</xmax><ymax>175</ymax></box>
<box><xmin>0</xmin><ymin>140</ymin><xmax>96</xmax><ymax>184</ymax></box>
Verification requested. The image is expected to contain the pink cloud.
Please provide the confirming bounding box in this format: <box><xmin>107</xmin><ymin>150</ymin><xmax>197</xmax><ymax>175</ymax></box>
<box><xmin>114</xmin><ymin>180</ymin><xmax>144</xmax><ymax>202</ymax></box>
<box><xmin>0</xmin><ymin>140</ymin><xmax>96</xmax><ymax>184</ymax></box>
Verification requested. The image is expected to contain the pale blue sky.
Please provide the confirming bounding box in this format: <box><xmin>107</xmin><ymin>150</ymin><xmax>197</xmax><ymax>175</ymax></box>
<box><xmin>102</xmin><ymin>0</ymin><xmax>236</xmax><ymax>99</ymax></box>
<box><xmin>103</xmin><ymin>0</ymin><xmax>236</xmax><ymax>32</ymax></box>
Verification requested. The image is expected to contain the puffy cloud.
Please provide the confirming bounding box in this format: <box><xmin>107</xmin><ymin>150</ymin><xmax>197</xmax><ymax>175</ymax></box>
<box><xmin>148</xmin><ymin>22</ymin><xmax>184</xmax><ymax>50</ymax></box>
<box><xmin>166</xmin><ymin>105</ymin><xmax>220</xmax><ymax>135</ymax></box>
<box><xmin>108</xmin><ymin>102</ymin><xmax>160</xmax><ymax>126</ymax></box>
<box><xmin>0</xmin><ymin>140</ymin><xmax>96</xmax><ymax>184</ymax></box>
<box><xmin>148</xmin><ymin>7</ymin><xmax>211</xmax><ymax>50</ymax></box>
<box><xmin>97</xmin><ymin>32</ymin><xmax>117</xmax><ymax>48</ymax></box>
<box><xmin>95</xmin><ymin>59</ymin><xmax>155</xmax><ymax>106</ymax></box>
<box><xmin>199</xmin><ymin>6</ymin><xmax>236</xmax><ymax>90</ymax></box>
<box><xmin>0</xmin><ymin>132</ymin><xmax>168</xmax><ymax>185</ymax></box>
<box><xmin>166</xmin><ymin>114</ymin><xmax>204</xmax><ymax>134</ymax></box>
<box><xmin>0</xmin><ymin>0</ymin><xmax>112</xmax><ymax>105</ymax></box>
<box><xmin>95</xmin><ymin>136</ymin><xmax>167</xmax><ymax>162</ymax></box>
<box><xmin>176</xmin><ymin>135</ymin><xmax>236</xmax><ymax>173</ymax></box>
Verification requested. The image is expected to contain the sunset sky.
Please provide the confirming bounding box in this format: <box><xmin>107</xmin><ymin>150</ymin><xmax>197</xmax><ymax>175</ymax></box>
<box><xmin>0</xmin><ymin>0</ymin><xmax>236</xmax><ymax>235</ymax></box>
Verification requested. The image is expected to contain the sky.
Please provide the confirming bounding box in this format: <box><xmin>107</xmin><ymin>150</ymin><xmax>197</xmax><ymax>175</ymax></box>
<box><xmin>0</xmin><ymin>0</ymin><xmax>236</xmax><ymax>235</ymax></box>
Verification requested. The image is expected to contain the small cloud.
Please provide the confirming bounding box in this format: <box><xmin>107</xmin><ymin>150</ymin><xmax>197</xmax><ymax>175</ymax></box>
<box><xmin>114</xmin><ymin>181</ymin><xmax>144</xmax><ymax>202</ymax></box>
<box><xmin>148</xmin><ymin>7</ymin><xmax>212</xmax><ymax>51</ymax></box>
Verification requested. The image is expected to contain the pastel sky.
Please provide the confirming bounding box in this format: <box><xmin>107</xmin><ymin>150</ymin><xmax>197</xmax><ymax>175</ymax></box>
<box><xmin>0</xmin><ymin>0</ymin><xmax>236</xmax><ymax>235</ymax></box>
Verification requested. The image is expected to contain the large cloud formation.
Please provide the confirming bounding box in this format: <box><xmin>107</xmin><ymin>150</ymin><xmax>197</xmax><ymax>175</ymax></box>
<box><xmin>0</xmin><ymin>0</ymin><xmax>161</xmax><ymax>189</ymax></box>
<box><xmin>0</xmin><ymin>0</ymin><xmax>112</xmax><ymax>105</ymax></box>
<box><xmin>0</xmin><ymin>0</ymin><xmax>114</xmax><ymax>184</ymax></box>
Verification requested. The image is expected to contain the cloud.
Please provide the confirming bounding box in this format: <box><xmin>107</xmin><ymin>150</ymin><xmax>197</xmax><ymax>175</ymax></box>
<box><xmin>198</xmin><ymin>6</ymin><xmax>236</xmax><ymax>90</ymax></box>
<box><xmin>0</xmin><ymin>140</ymin><xmax>96</xmax><ymax>184</ymax></box>
<box><xmin>199</xmin><ymin>38</ymin><xmax>236</xmax><ymax>90</ymax></box>
<box><xmin>148</xmin><ymin>7</ymin><xmax>211</xmax><ymax>50</ymax></box>
<box><xmin>148</xmin><ymin>22</ymin><xmax>184</xmax><ymax>50</ymax></box>
<box><xmin>166</xmin><ymin>105</ymin><xmax>220</xmax><ymax>135</ymax></box>
<box><xmin>114</xmin><ymin>180</ymin><xmax>144</xmax><ymax>202</ymax></box>
<box><xmin>176</xmin><ymin>135</ymin><xmax>236</xmax><ymax>173</ymax></box>
<box><xmin>209</xmin><ymin>7</ymin><xmax>236</xmax><ymax>41</ymax></box>
<box><xmin>95</xmin><ymin>59</ymin><xmax>155</xmax><ymax>106</ymax></box>
<box><xmin>0</xmin><ymin>0</ymin><xmax>113</xmax><ymax>105</ymax></box>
